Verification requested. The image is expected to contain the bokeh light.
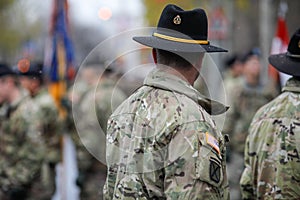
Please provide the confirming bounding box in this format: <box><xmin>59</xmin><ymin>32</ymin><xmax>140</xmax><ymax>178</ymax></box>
<box><xmin>98</xmin><ymin>7</ymin><xmax>112</xmax><ymax>21</ymax></box>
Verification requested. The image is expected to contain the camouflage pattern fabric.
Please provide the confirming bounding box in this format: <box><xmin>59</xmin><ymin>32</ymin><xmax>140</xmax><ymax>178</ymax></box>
<box><xmin>240</xmin><ymin>77</ymin><xmax>300</xmax><ymax>199</ymax></box>
<box><xmin>224</xmin><ymin>78</ymin><xmax>278</xmax><ymax>154</ymax></box>
<box><xmin>75</xmin><ymin>78</ymin><xmax>127</xmax><ymax>200</ymax></box>
<box><xmin>104</xmin><ymin>68</ymin><xmax>229</xmax><ymax>199</ymax></box>
<box><xmin>80</xmin><ymin>79</ymin><xmax>127</xmax><ymax>134</ymax></box>
<box><xmin>0</xmin><ymin>103</ymin><xmax>9</xmax><ymax>129</ymax></box>
<box><xmin>222</xmin><ymin>72</ymin><xmax>243</xmax><ymax>147</ymax></box>
<box><xmin>224</xmin><ymin>77</ymin><xmax>278</xmax><ymax>200</ymax></box>
<box><xmin>31</xmin><ymin>88</ymin><xmax>62</xmax><ymax>164</ymax></box>
<box><xmin>0</xmin><ymin>90</ymin><xmax>45</xmax><ymax>199</ymax></box>
<box><xmin>223</xmin><ymin>71</ymin><xmax>241</xmax><ymax>104</ymax></box>
<box><xmin>28</xmin><ymin>88</ymin><xmax>62</xmax><ymax>199</ymax></box>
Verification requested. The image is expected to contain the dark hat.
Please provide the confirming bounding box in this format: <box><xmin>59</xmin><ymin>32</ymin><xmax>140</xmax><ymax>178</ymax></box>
<box><xmin>269</xmin><ymin>28</ymin><xmax>300</xmax><ymax>76</ymax></box>
<box><xmin>224</xmin><ymin>54</ymin><xmax>243</xmax><ymax>69</ymax></box>
<box><xmin>241</xmin><ymin>47</ymin><xmax>261</xmax><ymax>63</ymax></box>
<box><xmin>0</xmin><ymin>63</ymin><xmax>15</xmax><ymax>77</ymax></box>
<box><xmin>133</xmin><ymin>4</ymin><xmax>227</xmax><ymax>53</ymax></box>
<box><xmin>17</xmin><ymin>61</ymin><xmax>44</xmax><ymax>79</ymax></box>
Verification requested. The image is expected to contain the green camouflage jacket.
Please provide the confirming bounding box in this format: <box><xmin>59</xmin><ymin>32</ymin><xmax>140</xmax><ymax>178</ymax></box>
<box><xmin>104</xmin><ymin>68</ymin><xmax>229</xmax><ymax>200</ymax></box>
<box><xmin>31</xmin><ymin>88</ymin><xmax>62</xmax><ymax>164</ymax></box>
<box><xmin>224</xmin><ymin>78</ymin><xmax>278</xmax><ymax>153</ymax></box>
<box><xmin>0</xmin><ymin>90</ymin><xmax>45</xmax><ymax>191</ymax></box>
<box><xmin>240</xmin><ymin>78</ymin><xmax>300</xmax><ymax>199</ymax></box>
<box><xmin>75</xmin><ymin>78</ymin><xmax>127</xmax><ymax>171</ymax></box>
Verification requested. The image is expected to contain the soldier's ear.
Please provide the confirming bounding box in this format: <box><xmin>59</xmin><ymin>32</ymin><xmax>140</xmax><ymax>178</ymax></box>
<box><xmin>152</xmin><ymin>48</ymin><xmax>157</xmax><ymax>64</ymax></box>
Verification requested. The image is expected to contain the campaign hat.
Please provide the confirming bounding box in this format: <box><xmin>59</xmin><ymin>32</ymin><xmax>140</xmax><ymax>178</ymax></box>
<box><xmin>269</xmin><ymin>28</ymin><xmax>300</xmax><ymax>76</ymax></box>
<box><xmin>133</xmin><ymin>4</ymin><xmax>227</xmax><ymax>53</ymax></box>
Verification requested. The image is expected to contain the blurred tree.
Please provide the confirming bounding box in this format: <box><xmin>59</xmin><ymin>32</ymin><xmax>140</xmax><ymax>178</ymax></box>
<box><xmin>0</xmin><ymin>0</ymin><xmax>43</xmax><ymax>62</ymax></box>
<box><xmin>0</xmin><ymin>0</ymin><xmax>18</xmax><ymax>62</ymax></box>
<box><xmin>143</xmin><ymin>0</ymin><xmax>196</xmax><ymax>26</ymax></box>
<box><xmin>0</xmin><ymin>0</ymin><xmax>14</xmax><ymax>11</ymax></box>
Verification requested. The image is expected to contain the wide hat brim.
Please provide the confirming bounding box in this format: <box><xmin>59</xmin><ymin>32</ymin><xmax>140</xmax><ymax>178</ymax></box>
<box><xmin>269</xmin><ymin>53</ymin><xmax>300</xmax><ymax>76</ymax></box>
<box><xmin>133</xmin><ymin>36</ymin><xmax>227</xmax><ymax>53</ymax></box>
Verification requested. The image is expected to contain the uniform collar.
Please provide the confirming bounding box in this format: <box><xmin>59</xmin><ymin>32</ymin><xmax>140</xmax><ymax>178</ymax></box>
<box><xmin>282</xmin><ymin>77</ymin><xmax>300</xmax><ymax>93</ymax></box>
<box><xmin>144</xmin><ymin>68</ymin><xmax>228</xmax><ymax>115</ymax></box>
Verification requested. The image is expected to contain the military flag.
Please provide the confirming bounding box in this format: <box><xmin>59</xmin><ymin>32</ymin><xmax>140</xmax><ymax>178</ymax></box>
<box><xmin>46</xmin><ymin>0</ymin><xmax>75</xmax><ymax>117</ymax></box>
<box><xmin>269</xmin><ymin>2</ymin><xmax>290</xmax><ymax>87</ymax></box>
<box><xmin>44</xmin><ymin>0</ymin><xmax>79</xmax><ymax>199</ymax></box>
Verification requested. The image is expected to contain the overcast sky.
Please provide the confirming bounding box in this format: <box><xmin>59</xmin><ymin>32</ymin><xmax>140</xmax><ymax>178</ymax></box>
<box><xmin>69</xmin><ymin>0</ymin><xmax>144</xmax><ymax>25</ymax></box>
<box><xmin>21</xmin><ymin>0</ymin><xmax>145</xmax><ymax>33</ymax></box>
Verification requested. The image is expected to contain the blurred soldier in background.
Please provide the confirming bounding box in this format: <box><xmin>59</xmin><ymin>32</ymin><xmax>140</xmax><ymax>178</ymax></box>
<box><xmin>0</xmin><ymin>64</ymin><xmax>45</xmax><ymax>200</ymax></box>
<box><xmin>71</xmin><ymin>64</ymin><xmax>127</xmax><ymax>200</ymax></box>
<box><xmin>240</xmin><ymin>28</ymin><xmax>300</xmax><ymax>200</ymax></box>
<box><xmin>68</xmin><ymin>64</ymin><xmax>101</xmax><ymax>107</ymax></box>
<box><xmin>222</xmin><ymin>54</ymin><xmax>244</xmax><ymax>111</ymax></box>
<box><xmin>225</xmin><ymin>48</ymin><xmax>279</xmax><ymax>199</ymax></box>
<box><xmin>222</xmin><ymin>54</ymin><xmax>244</xmax><ymax>163</ymax></box>
<box><xmin>17</xmin><ymin>61</ymin><xmax>62</xmax><ymax>199</ymax></box>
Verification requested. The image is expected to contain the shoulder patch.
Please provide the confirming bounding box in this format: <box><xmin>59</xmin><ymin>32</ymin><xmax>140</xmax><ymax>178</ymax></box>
<box><xmin>210</xmin><ymin>159</ymin><xmax>221</xmax><ymax>183</ymax></box>
<box><xmin>206</xmin><ymin>132</ymin><xmax>220</xmax><ymax>155</ymax></box>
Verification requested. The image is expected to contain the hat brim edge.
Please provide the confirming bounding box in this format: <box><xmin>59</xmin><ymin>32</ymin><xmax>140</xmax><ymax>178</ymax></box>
<box><xmin>269</xmin><ymin>53</ymin><xmax>300</xmax><ymax>77</ymax></box>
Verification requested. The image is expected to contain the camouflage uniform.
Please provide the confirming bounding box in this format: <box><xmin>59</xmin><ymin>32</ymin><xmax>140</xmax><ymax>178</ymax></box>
<box><xmin>0</xmin><ymin>102</ymin><xmax>9</xmax><ymax>125</ymax></box>
<box><xmin>28</xmin><ymin>88</ymin><xmax>62</xmax><ymax>199</ymax></box>
<box><xmin>225</xmin><ymin>78</ymin><xmax>278</xmax><ymax>153</ymax></box>
<box><xmin>225</xmin><ymin>78</ymin><xmax>278</xmax><ymax>200</ymax></box>
<box><xmin>240</xmin><ymin>77</ymin><xmax>300</xmax><ymax>199</ymax></box>
<box><xmin>104</xmin><ymin>68</ymin><xmax>229</xmax><ymax>199</ymax></box>
<box><xmin>0</xmin><ymin>90</ymin><xmax>45</xmax><ymax>200</ymax></box>
<box><xmin>222</xmin><ymin>71</ymin><xmax>243</xmax><ymax>117</ymax></box>
<box><xmin>222</xmin><ymin>71</ymin><xmax>243</xmax><ymax>149</ymax></box>
<box><xmin>75</xmin><ymin>78</ymin><xmax>127</xmax><ymax>200</ymax></box>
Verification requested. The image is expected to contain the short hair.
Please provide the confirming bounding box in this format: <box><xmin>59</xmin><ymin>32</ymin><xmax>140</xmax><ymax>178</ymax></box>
<box><xmin>155</xmin><ymin>49</ymin><xmax>202</xmax><ymax>68</ymax></box>
<box><xmin>241</xmin><ymin>47</ymin><xmax>261</xmax><ymax>63</ymax></box>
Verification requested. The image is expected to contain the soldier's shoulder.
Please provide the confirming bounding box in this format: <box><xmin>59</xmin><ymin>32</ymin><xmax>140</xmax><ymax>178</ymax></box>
<box><xmin>34</xmin><ymin>90</ymin><xmax>56</xmax><ymax>105</ymax></box>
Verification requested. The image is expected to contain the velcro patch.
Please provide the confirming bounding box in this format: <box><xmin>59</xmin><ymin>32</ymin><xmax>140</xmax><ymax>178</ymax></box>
<box><xmin>206</xmin><ymin>132</ymin><xmax>220</xmax><ymax>155</ymax></box>
<box><xmin>210</xmin><ymin>159</ymin><xmax>221</xmax><ymax>183</ymax></box>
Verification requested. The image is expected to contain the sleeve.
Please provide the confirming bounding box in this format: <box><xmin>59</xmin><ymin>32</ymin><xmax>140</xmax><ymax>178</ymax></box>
<box><xmin>163</xmin><ymin>122</ymin><xmax>229</xmax><ymax>200</ymax></box>
<box><xmin>2</xmin><ymin>105</ymin><xmax>45</xmax><ymax>188</ymax></box>
<box><xmin>40</xmin><ymin>102</ymin><xmax>62</xmax><ymax>164</ymax></box>
<box><xmin>240</xmin><ymin>135</ymin><xmax>255</xmax><ymax>199</ymax></box>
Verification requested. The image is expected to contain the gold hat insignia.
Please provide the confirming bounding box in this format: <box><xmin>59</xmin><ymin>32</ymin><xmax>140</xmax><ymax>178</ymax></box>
<box><xmin>173</xmin><ymin>15</ymin><xmax>181</xmax><ymax>25</ymax></box>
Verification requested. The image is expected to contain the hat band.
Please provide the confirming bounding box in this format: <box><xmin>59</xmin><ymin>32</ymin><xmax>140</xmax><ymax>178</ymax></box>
<box><xmin>153</xmin><ymin>32</ymin><xmax>209</xmax><ymax>45</ymax></box>
<box><xmin>287</xmin><ymin>52</ymin><xmax>300</xmax><ymax>58</ymax></box>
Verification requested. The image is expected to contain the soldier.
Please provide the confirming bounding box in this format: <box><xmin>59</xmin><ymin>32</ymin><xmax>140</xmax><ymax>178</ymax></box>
<box><xmin>225</xmin><ymin>48</ymin><xmax>279</xmax><ymax>199</ymax></box>
<box><xmin>0</xmin><ymin>64</ymin><xmax>45</xmax><ymax>200</ymax></box>
<box><xmin>74</xmin><ymin>65</ymin><xmax>127</xmax><ymax>200</ymax></box>
<box><xmin>68</xmin><ymin>64</ymin><xmax>100</xmax><ymax>106</ymax></box>
<box><xmin>104</xmin><ymin>4</ymin><xmax>229</xmax><ymax>199</ymax></box>
<box><xmin>222</xmin><ymin>54</ymin><xmax>244</xmax><ymax>112</ymax></box>
<box><xmin>240</xmin><ymin>28</ymin><xmax>300</xmax><ymax>199</ymax></box>
<box><xmin>17</xmin><ymin>61</ymin><xmax>62</xmax><ymax>199</ymax></box>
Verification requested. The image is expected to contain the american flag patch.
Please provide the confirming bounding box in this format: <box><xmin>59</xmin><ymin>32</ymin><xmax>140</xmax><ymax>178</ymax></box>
<box><xmin>206</xmin><ymin>132</ymin><xmax>220</xmax><ymax>155</ymax></box>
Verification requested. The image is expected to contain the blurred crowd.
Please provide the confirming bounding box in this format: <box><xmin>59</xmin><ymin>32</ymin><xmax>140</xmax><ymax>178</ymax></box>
<box><xmin>192</xmin><ymin>47</ymin><xmax>281</xmax><ymax>199</ymax></box>
<box><xmin>0</xmin><ymin>45</ymin><xmax>281</xmax><ymax>200</ymax></box>
<box><xmin>220</xmin><ymin>49</ymin><xmax>280</xmax><ymax>199</ymax></box>
<box><xmin>0</xmin><ymin>61</ymin><xmax>127</xmax><ymax>200</ymax></box>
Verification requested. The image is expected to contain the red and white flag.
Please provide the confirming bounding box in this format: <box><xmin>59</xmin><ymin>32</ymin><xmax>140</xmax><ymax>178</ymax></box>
<box><xmin>269</xmin><ymin>2</ymin><xmax>290</xmax><ymax>86</ymax></box>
